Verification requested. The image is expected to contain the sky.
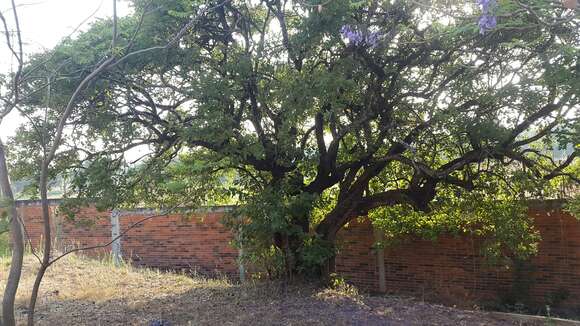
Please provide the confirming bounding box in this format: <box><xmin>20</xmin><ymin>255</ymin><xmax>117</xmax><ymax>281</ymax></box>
<box><xmin>0</xmin><ymin>0</ymin><xmax>132</xmax><ymax>142</ymax></box>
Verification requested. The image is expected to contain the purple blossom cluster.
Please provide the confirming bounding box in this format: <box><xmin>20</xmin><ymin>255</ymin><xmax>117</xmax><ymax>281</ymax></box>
<box><xmin>477</xmin><ymin>0</ymin><xmax>498</xmax><ymax>34</ymax></box>
<box><xmin>340</xmin><ymin>25</ymin><xmax>380</xmax><ymax>48</ymax></box>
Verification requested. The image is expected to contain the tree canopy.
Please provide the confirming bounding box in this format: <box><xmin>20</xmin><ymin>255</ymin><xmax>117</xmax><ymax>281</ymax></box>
<box><xmin>9</xmin><ymin>0</ymin><xmax>579</xmax><ymax>275</ymax></box>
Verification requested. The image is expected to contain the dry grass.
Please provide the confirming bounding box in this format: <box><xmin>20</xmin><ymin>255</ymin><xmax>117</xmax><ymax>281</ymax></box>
<box><xmin>0</xmin><ymin>253</ymin><xmax>547</xmax><ymax>325</ymax></box>
<box><xmin>0</xmin><ymin>253</ymin><xmax>231</xmax><ymax>324</ymax></box>
<box><xmin>0</xmin><ymin>232</ymin><xmax>10</xmax><ymax>257</ymax></box>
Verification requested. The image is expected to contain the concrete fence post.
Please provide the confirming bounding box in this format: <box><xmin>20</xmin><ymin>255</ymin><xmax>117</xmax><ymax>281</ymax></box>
<box><xmin>373</xmin><ymin>228</ymin><xmax>387</xmax><ymax>293</ymax></box>
<box><xmin>238</xmin><ymin>245</ymin><xmax>246</xmax><ymax>283</ymax></box>
<box><xmin>53</xmin><ymin>207</ymin><xmax>62</xmax><ymax>249</ymax></box>
<box><xmin>111</xmin><ymin>209</ymin><xmax>121</xmax><ymax>267</ymax></box>
<box><xmin>237</xmin><ymin>223</ymin><xmax>246</xmax><ymax>283</ymax></box>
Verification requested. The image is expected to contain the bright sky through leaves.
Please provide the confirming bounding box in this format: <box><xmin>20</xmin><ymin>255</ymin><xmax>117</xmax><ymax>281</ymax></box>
<box><xmin>0</xmin><ymin>0</ymin><xmax>132</xmax><ymax>141</ymax></box>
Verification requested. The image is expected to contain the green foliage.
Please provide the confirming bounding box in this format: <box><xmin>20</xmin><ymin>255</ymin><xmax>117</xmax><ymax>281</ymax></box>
<box><xmin>564</xmin><ymin>194</ymin><xmax>580</xmax><ymax>219</ymax></box>
<box><xmin>492</xmin><ymin>261</ymin><xmax>571</xmax><ymax>316</ymax></box>
<box><xmin>545</xmin><ymin>288</ymin><xmax>570</xmax><ymax>309</ymax></box>
<box><xmin>0</xmin><ymin>232</ymin><xmax>9</xmax><ymax>257</ymax></box>
<box><xmin>0</xmin><ymin>201</ymin><xmax>10</xmax><ymax>258</ymax></box>
<box><xmin>233</xmin><ymin>185</ymin><xmax>315</xmax><ymax>235</ymax></box>
<box><xmin>369</xmin><ymin>193</ymin><xmax>540</xmax><ymax>263</ymax></box>
<box><xmin>0</xmin><ymin>213</ymin><xmax>9</xmax><ymax>231</ymax></box>
<box><xmin>0</xmin><ymin>209</ymin><xmax>9</xmax><ymax>257</ymax></box>
<box><xmin>496</xmin><ymin>259</ymin><xmax>535</xmax><ymax>311</ymax></box>
<box><xmin>239</xmin><ymin>244</ymin><xmax>286</xmax><ymax>280</ymax></box>
<box><xmin>0</xmin><ymin>198</ymin><xmax>12</xmax><ymax>257</ymax></box>
<box><xmin>226</xmin><ymin>182</ymin><xmax>334</xmax><ymax>275</ymax></box>
<box><xmin>298</xmin><ymin>236</ymin><xmax>335</xmax><ymax>276</ymax></box>
<box><xmin>58</xmin><ymin>149</ymin><xmax>238</xmax><ymax>216</ymax></box>
<box><xmin>6</xmin><ymin>0</ymin><xmax>578</xmax><ymax>277</ymax></box>
<box><xmin>226</xmin><ymin>186</ymin><xmax>319</xmax><ymax>274</ymax></box>
<box><xmin>328</xmin><ymin>273</ymin><xmax>360</xmax><ymax>298</ymax></box>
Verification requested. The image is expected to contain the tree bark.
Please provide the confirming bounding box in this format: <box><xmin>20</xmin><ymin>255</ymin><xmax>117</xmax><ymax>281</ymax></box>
<box><xmin>0</xmin><ymin>140</ymin><xmax>24</xmax><ymax>326</ymax></box>
<box><xmin>26</xmin><ymin>163</ymin><xmax>51</xmax><ymax>326</ymax></box>
<box><xmin>20</xmin><ymin>2</ymin><xmax>233</xmax><ymax>322</ymax></box>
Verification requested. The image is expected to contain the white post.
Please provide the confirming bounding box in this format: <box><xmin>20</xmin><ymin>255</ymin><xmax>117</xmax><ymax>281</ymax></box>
<box><xmin>238</xmin><ymin>245</ymin><xmax>246</xmax><ymax>283</ymax></box>
<box><xmin>110</xmin><ymin>209</ymin><xmax>121</xmax><ymax>267</ymax></box>
<box><xmin>238</xmin><ymin>223</ymin><xmax>246</xmax><ymax>283</ymax></box>
<box><xmin>53</xmin><ymin>207</ymin><xmax>62</xmax><ymax>248</ymax></box>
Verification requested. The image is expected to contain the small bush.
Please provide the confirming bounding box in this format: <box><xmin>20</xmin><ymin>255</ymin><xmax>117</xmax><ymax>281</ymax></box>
<box><xmin>329</xmin><ymin>273</ymin><xmax>360</xmax><ymax>298</ymax></box>
<box><xmin>298</xmin><ymin>236</ymin><xmax>335</xmax><ymax>277</ymax></box>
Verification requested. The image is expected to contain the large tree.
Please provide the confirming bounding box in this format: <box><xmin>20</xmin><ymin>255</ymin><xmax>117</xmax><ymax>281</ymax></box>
<box><xmin>11</xmin><ymin>0</ymin><xmax>579</xmax><ymax>276</ymax></box>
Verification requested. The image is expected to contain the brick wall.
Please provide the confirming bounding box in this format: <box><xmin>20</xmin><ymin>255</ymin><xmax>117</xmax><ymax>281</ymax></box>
<box><xmin>15</xmin><ymin>201</ymin><xmax>239</xmax><ymax>276</ymax></box>
<box><xmin>15</xmin><ymin>200</ymin><xmax>580</xmax><ymax>311</ymax></box>
<box><xmin>335</xmin><ymin>201</ymin><xmax>580</xmax><ymax>311</ymax></box>
<box><xmin>15</xmin><ymin>201</ymin><xmax>111</xmax><ymax>253</ymax></box>
<box><xmin>118</xmin><ymin>209</ymin><xmax>238</xmax><ymax>275</ymax></box>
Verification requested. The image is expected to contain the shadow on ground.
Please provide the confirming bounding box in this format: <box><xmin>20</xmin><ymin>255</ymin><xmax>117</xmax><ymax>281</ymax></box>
<box><xmin>22</xmin><ymin>281</ymin><xmax>548</xmax><ymax>326</ymax></box>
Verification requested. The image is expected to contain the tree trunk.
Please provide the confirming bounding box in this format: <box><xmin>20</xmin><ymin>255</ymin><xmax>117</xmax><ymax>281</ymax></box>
<box><xmin>320</xmin><ymin>233</ymin><xmax>337</xmax><ymax>283</ymax></box>
<box><xmin>27</xmin><ymin>162</ymin><xmax>52</xmax><ymax>326</ymax></box>
<box><xmin>282</xmin><ymin>234</ymin><xmax>294</xmax><ymax>283</ymax></box>
<box><xmin>317</xmin><ymin>205</ymin><xmax>353</xmax><ymax>282</ymax></box>
<box><xmin>0</xmin><ymin>140</ymin><xmax>24</xmax><ymax>326</ymax></box>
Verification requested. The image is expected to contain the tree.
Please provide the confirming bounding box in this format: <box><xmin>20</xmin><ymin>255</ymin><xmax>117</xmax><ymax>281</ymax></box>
<box><xmin>0</xmin><ymin>1</ymin><xmax>25</xmax><ymax>324</ymax></box>
<box><xmin>10</xmin><ymin>0</ymin><xmax>579</xmax><ymax>279</ymax></box>
<box><xmin>3</xmin><ymin>1</ymin><xmax>234</xmax><ymax>324</ymax></box>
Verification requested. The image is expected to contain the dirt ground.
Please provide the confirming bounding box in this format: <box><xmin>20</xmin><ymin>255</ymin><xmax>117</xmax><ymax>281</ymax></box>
<box><xmin>0</xmin><ymin>254</ymin><xmax>565</xmax><ymax>325</ymax></box>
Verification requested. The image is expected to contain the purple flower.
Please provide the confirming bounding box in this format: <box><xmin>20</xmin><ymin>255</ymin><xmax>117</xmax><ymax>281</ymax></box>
<box><xmin>476</xmin><ymin>0</ymin><xmax>498</xmax><ymax>34</ymax></box>
<box><xmin>340</xmin><ymin>25</ymin><xmax>380</xmax><ymax>48</ymax></box>
<box><xmin>478</xmin><ymin>14</ymin><xmax>497</xmax><ymax>34</ymax></box>
<box><xmin>477</xmin><ymin>0</ymin><xmax>495</xmax><ymax>12</ymax></box>
<box><xmin>340</xmin><ymin>25</ymin><xmax>364</xmax><ymax>45</ymax></box>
